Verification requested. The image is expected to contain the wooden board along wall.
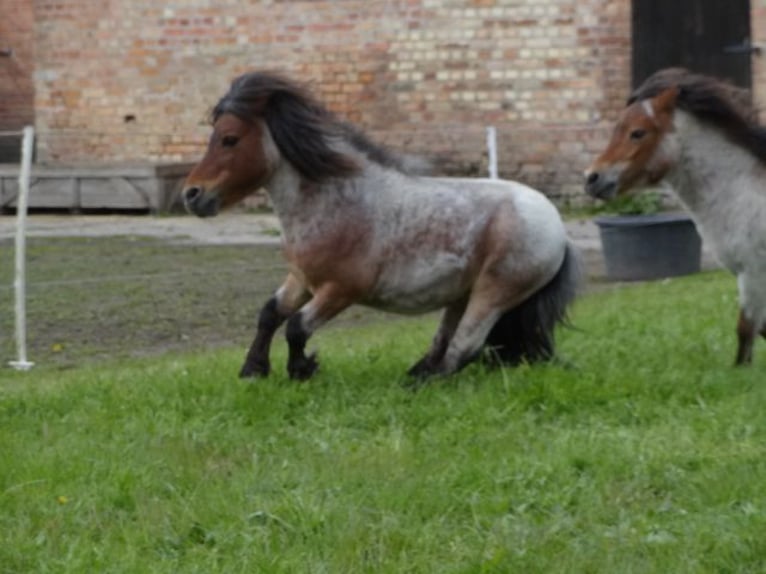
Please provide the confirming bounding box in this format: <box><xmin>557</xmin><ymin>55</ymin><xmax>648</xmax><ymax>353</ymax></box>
<box><xmin>0</xmin><ymin>163</ymin><xmax>193</xmax><ymax>213</ymax></box>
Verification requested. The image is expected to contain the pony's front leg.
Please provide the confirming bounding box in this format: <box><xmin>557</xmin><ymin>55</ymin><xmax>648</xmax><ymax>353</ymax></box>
<box><xmin>240</xmin><ymin>273</ymin><xmax>310</xmax><ymax>378</ymax></box>
<box><xmin>285</xmin><ymin>284</ymin><xmax>354</xmax><ymax>380</ymax></box>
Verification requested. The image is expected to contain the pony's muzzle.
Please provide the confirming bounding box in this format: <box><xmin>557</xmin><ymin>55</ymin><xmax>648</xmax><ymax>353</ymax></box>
<box><xmin>182</xmin><ymin>185</ymin><xmax>202</xmax><ymax>206</ymax></box>
<box><xmin>182</xmin><ymin>185</ymin><xmax>220</xmax><ymax>217</ymax></box>
<box><xmin>584</xmin><ymin>169</ymin><xmax>618</xmax><ymax>200</ymax></box>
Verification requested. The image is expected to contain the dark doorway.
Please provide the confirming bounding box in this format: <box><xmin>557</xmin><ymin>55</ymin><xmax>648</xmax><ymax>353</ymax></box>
<box><xmin>632</xmin><ymin>0</ymin><xmax>752</xmax><ymax>89</ymax></box>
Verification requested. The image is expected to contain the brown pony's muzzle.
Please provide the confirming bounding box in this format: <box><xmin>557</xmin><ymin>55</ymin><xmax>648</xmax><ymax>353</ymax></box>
<box><xmin>182</xmin><ymin>185</ymin><xmax>221</xmax><ymax>218</ymax></box>
<box><xmin>584</xmin><ymin>167</ymin><xmax>619</xmax><ymax>201</ymax></box>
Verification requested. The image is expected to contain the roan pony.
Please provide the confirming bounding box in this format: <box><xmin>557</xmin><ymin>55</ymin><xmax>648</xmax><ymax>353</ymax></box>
<box><xmin>585</xmin><ymin>68</ymin><xmax>766</xmax><ymax>365</ymax></box>
<box><xmin>183</xmin><ymin>71</ymin><xmax>579</xmax><ymax>382</ymax></box>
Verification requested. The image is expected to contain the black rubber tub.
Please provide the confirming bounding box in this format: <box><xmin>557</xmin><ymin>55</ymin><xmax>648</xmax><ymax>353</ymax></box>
<box><xmin>595</xmin><ymin>213</ymin><xmax>702</xmax><ymax>281</ymax></box>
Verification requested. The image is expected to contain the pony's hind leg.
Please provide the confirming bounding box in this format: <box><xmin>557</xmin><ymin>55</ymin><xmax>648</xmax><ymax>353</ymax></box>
<box><xmin>735</xmin><ymin>274</ymin><xmax>766</xmax><ymax>366</ymax></box>
<box><xmin>407</xmin><ymin>298</ymin><xmax>468</xmax><ymax>378</ymax></box>
<box><xmin>483</xmin><ymin>305</ymin><xmax>547</xmax><ymax>367</ymax></box>
<box><xmin>240</xmin><ymin>273</ymin><xmax>310</xmax><ymax>378</ymax></box>
<box><xmin>426</xmin><ymin>251</ymin><xmax>572</xmax><ymax>379</ymax></box>
<box><xmin>284</xmin><ymin>284</ymin><xmax>355</xmax><ymax>380</ymax></box>
<box><xmin>430</xmin><ymin>295</ymin><xmax>506</xmax><ymax>378</ymax></box>
<box><xmin>736</xmin><ymin>309</ymin><xmax>757</xmax><ymax>366</ymax></box>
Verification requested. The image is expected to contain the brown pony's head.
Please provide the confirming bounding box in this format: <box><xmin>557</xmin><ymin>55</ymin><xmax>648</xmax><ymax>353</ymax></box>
<box><xmin>585</xmin><ymin>67</ymin><xmax>762</xmax><ymax>201</ymax></box>
<box><xmin>584</xmin><ymin>87</ymin><xmax>680</xmax><ymax>201</ymax></box>
<box><xmin>182</xmin><ymin>71</ymin><xmax>360</xmax><ymax>217</ymax></box>
<box><xmin>183</xmin><ymin>112</ymin><xmax>274</xmax><ymax>217</ymax></box>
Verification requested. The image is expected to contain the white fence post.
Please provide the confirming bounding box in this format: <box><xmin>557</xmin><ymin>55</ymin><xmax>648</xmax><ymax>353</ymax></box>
<box><xmin>486</xmin><ymin>126</ymin><xmax>498</xmax><ymax>180</ymax></box>
<box><xmin>9</xmin><ymin>125</ymin><xmax>35</xmax><ymax>371</ymax></box>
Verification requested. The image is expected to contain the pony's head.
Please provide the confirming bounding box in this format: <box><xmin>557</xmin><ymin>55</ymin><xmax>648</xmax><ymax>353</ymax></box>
<box><xmin>585</xmin><ymin>68</ymin><xmax>760</xmax><ymax>201</ymax></box>
<box><xmin>182</xmin><ymin>71</ymin><xmax>360</xmax><ymax>217</ymax></box>
<box><xmin>584</xmin><ymin>86</ymin><xmax>680</xmax><ymax>201</ymax></box>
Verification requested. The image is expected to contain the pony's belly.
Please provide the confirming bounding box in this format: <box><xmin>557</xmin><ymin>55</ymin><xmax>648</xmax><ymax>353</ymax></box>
<box><xmin>700</xmin><ymin>223</ymin><xmax>766</xmax><ymax>275</ymax></box>
<box><xmin>362</xmin><ymin>257</ymin><xmax>469</xmax><ymax>314</ymax></box>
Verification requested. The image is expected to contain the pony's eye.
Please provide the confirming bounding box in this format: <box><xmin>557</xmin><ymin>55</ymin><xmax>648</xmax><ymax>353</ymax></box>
<box><xmin>629</xmin><ymin>129</ymin><xmax>647</xmax><ymax>141</ymax></box>
<box><xmin>221</xmin><ymin>135</ymin><xmax>239</xmax><ymax>148</ymax></box>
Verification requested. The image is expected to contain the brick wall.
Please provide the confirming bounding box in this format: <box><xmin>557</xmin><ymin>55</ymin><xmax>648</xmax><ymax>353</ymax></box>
<box><xmin>23</xmin><ymin>1</ymin><xmax>766</xmax><ymax>202</ymax></box>
<box><xmin>0</xmin><ymin>0</ymin><xmax>35</xmax><ymax>161</ymax></box>
<box><xmin>26</xmin><ymin>0</ymin><xmax>634</xmax><ymax>202</ymax></box>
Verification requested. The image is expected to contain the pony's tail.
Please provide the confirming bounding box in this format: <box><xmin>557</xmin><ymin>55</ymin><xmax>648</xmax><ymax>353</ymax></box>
<box><xmin>485</xmin><ymin>241</ymin><xmax>582</xmax><ymax>365</ymax></box>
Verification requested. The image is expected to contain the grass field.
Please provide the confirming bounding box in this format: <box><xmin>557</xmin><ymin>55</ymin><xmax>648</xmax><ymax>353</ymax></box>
<box><xmin>2</xmin><ymin>267</ymin><xmax>766</xmax><ymax>573</ymax></box>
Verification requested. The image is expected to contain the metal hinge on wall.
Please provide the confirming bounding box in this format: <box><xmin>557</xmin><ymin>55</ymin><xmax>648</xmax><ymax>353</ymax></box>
<box><xmin>724</xmin><ymin>37</ymin><xmax>764</xmax><ymax>55</ymax></box>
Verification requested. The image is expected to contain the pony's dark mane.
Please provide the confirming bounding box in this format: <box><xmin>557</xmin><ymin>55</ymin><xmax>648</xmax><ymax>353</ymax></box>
<box><xmin>212</xmin><ymin>71</ymin><xmax>412</xmax><ymax>183</ymax></box>
<box><xmin>630</xmin><ymin>68</ymin><xmax>766</xmax><ymax>162</ymax></box>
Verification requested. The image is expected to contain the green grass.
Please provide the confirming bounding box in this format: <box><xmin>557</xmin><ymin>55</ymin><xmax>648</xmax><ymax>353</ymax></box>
<box><xmin>2</xmin><ymin>271</ymin><xmax>766</xmax><ymax>573</ymax></box>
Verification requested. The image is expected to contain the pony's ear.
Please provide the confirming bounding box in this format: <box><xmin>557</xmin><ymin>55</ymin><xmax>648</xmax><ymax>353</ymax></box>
<box><xmin>652</xmin><ymin>86</ymin><xmax>680</xmax><ymax>114</ymax></box>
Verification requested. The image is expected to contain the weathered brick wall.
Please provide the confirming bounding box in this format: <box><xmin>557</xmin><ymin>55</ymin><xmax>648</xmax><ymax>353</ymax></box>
<box><xmin>0</xmin><ymin>0</ymin><xmax>35</xmax><ymax>160</ymax></box>
<box><xmin>27</xmin><ymin>0</ymin><xmax>634</xmax><ymax>202</ymax></box>
<box><xmin>23</xmin><ymin>1</ymin><xmax>766</xmax><ymax>202</ymax></box>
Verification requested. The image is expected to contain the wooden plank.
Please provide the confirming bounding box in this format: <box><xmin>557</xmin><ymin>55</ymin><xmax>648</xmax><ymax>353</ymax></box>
<box><xmin>158</xmin><ymin>172</ymin><xmax>190</xmax><ymax>212</ymax></box>
<box><xmin>28</xmin><ymin>178</ymin><xmax>75</xmax><ymax>209</ymax></box>
<box><xmin>0</xmin><ymin>163</ymin><xmax>195</xmax><ymax>212</ymax></box>
<box><xmin>79</xmin><ymin>177</ymin><xmax>153</xmax><ymax>210</ymax></box>
<box><xmin>1</xmin><ymin>176</ymin><xmax>76</xmax><ymax>209</ymax></box>
<box><xmin>0</xmin><ymin>165</ymin><xmax>175</xmax><ymax>178</ymax></box>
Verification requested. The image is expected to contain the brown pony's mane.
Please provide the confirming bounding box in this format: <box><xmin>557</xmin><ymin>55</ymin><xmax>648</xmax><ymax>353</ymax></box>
<box><xmin>211</xmin><ymin>71</ymin><xmax>411</xmax><ymax>183</ymax></box>
<box><xmin>630</xmin><ymin>68</ymin><xmax>766</xmax><ymax>161</ymax></box>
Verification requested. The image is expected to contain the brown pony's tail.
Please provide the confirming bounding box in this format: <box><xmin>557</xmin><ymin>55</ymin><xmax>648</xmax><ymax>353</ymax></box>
<box><xmin>485</xmin><ymin>241</ymin><xmax>582</xmax><ymax>366</ymax></box>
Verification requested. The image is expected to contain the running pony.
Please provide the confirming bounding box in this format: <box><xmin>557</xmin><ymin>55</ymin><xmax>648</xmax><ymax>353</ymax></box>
<box><xmin>585</xmin><ymin>68</ymin><xmax>766</xmax><ymax>365</ymax></box>
<box><xmin>183</xmin><ymin>71</ymin><xmax>579</xmax><ymax>382</ymax></box>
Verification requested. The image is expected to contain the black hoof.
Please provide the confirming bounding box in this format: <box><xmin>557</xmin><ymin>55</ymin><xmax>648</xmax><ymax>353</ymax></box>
<box><xmin>239</xmin><ymin>359</ymin><xmax>270</xmax><ymax>379</ymax></box>
<box><xmin>406</xmin><ymin>359</ymin><xmax>434</xmax><ymax>378</ymax></box>
<box><xmin>288</xmin><ymin>352</ymin><xmax>319</xmax><ymax>381</ymax></box>
<box><xmin>403</xmin><ymin>361</ymin><xmax>441</xmax><ymax>391</ymax></box>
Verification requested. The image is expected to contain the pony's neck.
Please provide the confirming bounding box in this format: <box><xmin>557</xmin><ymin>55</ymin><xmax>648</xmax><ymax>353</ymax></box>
<box><xmin>665</xmin><ymin>110</ymin><xmax>764</xmax><ymax>223</ymax></box>
<box><xmin>264</xmin><ymin>160</ymin><xmax>304</xmax><ymax>214</ymax></box>
<box><xmin>263</xmin><ymin>144</ymin><xmax>375</xmax><ymax>246</ymax></box>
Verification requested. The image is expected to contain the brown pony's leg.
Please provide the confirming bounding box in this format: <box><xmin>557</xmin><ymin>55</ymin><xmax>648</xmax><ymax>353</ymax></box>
<box><xmin>735</xmin><ymin>309</ymin><xmax>756</xmax><ymax>366</ymax></box>
<box><xmin>432</xmin><ymin>295</ymin><xmax>506</xmax><ymax>378</ymax></box>
<box><xmin>239</xmin><ymin>273</ymin><xmax>310</xmax><ymax>378</ymax></box>
<box><xmin>284</xmin><ymin>284</ymin><xmax>355</xmax><ymax>381</ymax></box>
<box><xmin>407</xmin><ymin>298</ymin><xmax>467</xmax><ymax>378</ymax></box>
<box><xmin>428</xmin><ymin>266</ymin><xmax>543</xmax><ymax>380</ymax></box>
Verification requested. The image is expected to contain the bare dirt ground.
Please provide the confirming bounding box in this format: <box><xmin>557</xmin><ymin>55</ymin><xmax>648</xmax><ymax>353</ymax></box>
<box><xmin>0</xmin><ymin>213</ymin><xmax>284</xmax><ymax>246</ymax></box>
<box><xmin>0</xmin><ymin>212</ymin><xmax>606</xmax><ymax>271</ymax></box>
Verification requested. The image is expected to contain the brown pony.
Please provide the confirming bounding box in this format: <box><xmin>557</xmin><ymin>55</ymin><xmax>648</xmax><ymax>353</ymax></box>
<box><xmin>585</xmin><ymin>68</ymin><xmax>766</xmax><ymax>365</ymax></box>
<box><xmin>183</xmin><ymin>71</ymin><xmax>580</xmax><ymax>383</ymax></box>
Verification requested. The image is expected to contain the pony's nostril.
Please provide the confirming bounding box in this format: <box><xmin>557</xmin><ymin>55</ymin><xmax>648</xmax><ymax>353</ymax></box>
<box><xmin>184</xmin><ymin>186</ymin><xmax>202</xmax><ymax>202</ymax></box>
<box><xmin>585</xmin><ymin>172</ymin><xmax>600</xmax><ymax>186</ymax></box>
